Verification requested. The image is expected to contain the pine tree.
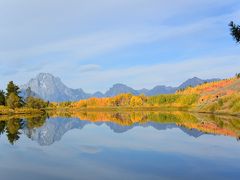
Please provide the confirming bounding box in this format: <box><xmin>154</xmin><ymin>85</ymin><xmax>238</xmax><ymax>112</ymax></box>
<box><xmin>6</xmin><ymin>81</ymin><xmax>23</xmax><ymax>108</ymax></box>
<box><xmin>6</xmin><ymin>81</ymin><xmax>21</xmax><ymax>98</ymax></box>
<box><xmin>229</xmin><ymin>21</ymin><xmax>240</xmax><ymax>43</ymax></box>
<box><xmin>0</xmin><ymin>90</ymin><xmax>5</xmax><ymax>105</ymax></box>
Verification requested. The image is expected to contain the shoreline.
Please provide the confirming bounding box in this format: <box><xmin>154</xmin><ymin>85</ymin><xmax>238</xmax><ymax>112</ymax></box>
<box><xmin>46</xmin><ymin>106</ymin><xmax>240</xmax><ymax>117</ymax></box>
<box><xmin>0</xmin><ymin>107</ymin><xmax>46</xmax><ymax>116</ymax></box>
<box><xmin>1</xmin><ymin>106</ymin><xmax>239</xmax><ymax>118</ymax></box>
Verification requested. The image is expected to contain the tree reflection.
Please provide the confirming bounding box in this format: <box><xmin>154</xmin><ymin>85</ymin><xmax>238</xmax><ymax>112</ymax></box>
<box><xmin>25</xmin><ymin>115</ymin><xmax>47</xmax><ymax>139</ymax></box>
<box><xmin>50</xmin><ymin>110</ymin><xmax>240</xmax><ymax>139</ymax></box>
<box><xmin>1</xmin><ymin>111</ymin><xmax>240</xmax><ymax>145</ymax></box>
<box><xmin>26</xmin><ymin>115</ymin><xmax>47</xmax><ymax>129</ymax></box>
<box><xmin>0</xmin><ymin>121</ymin><xmax>6</xmax><ymax>135</ymax></box>
<box><xmin>0</xmin><ymin>115</ymin><xmax>47</xmax><ymax>145</ymax></box>
<box><xmin>6</xmin><ymin>118</ymin><xmax>23</xmax><ymax>144</ymax></box>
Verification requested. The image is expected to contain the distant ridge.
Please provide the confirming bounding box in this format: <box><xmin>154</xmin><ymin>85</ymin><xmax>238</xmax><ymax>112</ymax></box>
<box><xmin>21</xmin><ymin>73</ymin><xmax>220</xmax><ymax>102</ymax></box>
<box><xmin>177</xmin><ymin>77</ymin><xmax>220</xmax><ymax>90</ymax></box>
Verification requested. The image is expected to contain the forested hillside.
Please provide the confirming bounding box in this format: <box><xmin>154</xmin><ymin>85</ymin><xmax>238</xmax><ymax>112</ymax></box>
<box><xmin>53</xmin><ymin>75</ymin><xmax>240</xmax><ymax>115</ymax></box>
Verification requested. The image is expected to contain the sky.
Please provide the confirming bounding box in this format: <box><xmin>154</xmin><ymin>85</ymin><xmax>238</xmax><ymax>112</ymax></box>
<box><xmin>0</xmin><ymin>0</ymin><xmax>240</xmax><ymax>93</ymax></box>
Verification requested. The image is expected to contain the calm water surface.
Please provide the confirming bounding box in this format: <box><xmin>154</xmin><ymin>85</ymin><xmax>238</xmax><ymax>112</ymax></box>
<box><xmin>0</xmin><ymin>111</ymin><xmax>240</xmax><ymax>180</ymax></box>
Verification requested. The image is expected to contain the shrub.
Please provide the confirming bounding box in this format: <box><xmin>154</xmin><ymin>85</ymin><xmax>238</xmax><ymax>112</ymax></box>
<box><xmin>25</xmin><ymin>96</ymin><xmax>48</xmax><ymax>109</ymax></box>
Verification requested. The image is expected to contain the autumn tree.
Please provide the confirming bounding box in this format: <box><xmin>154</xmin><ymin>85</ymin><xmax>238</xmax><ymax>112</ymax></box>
<box><xmin>229</xmin><ymin>21</ymin><xmax>240</xmax><ymax>43</ymax></box>
<box><xmin>130</xmin><ymin>96</ymin><xmax>143</xmax><ymax>107</ymax></box>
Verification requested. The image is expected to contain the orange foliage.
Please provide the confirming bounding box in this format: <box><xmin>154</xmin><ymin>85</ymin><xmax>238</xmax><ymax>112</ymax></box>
<box><xmin>72</xmin><ymin>93</ymin><xmax>148</xmax><ymax>108</ymax></box>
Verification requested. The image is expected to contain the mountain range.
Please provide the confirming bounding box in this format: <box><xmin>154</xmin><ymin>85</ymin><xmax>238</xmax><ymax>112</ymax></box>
<box><xmin>20</xmin><ymin>73</ymin><xmax>220</xmax><ymax>102</ymax></box>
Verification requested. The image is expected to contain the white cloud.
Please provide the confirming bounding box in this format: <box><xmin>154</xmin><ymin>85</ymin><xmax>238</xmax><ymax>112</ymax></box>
<box><xmin>1</xmin><ymin>8</ymin><xmax>238</xmax><ymax>65</ymax></box>
<box><xmin>0</xmin><ymin>0</ymin><xmax>240</xmax><ymax>91</ymax></box>
<box><xmin>59</xmin><ymin>54</ymin><xmax>240</xmax><ymax>92</ymax></box>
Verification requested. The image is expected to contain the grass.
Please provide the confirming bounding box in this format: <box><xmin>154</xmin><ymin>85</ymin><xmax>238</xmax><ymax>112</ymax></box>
<box><xmin>0</xmin><ymin>106</ymin><xmax>45</xmax><ymax>115</ymax></box>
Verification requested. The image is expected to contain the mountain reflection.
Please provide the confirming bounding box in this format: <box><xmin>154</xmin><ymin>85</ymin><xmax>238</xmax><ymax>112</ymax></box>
<box><xmin>0</xmin><ymin>111</ymin><xmax>240</xmax><ymax>145</ymax></box>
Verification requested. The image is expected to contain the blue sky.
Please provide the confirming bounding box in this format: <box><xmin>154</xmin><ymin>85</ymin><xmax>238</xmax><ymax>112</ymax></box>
<box><xmin>0</xmin><ymin>0</ymin><xmax>240</xmax><ymax>92</ymax></box>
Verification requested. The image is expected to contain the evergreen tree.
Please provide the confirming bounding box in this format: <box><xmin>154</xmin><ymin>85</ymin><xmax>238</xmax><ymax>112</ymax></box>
<box><xmin>6</xmin><ymin>81</ymin><xmax>21</xmax><ymax>98</ymax></box>
<box><xmin>0</xmin><ymin>90</ymin><xmax>5</xmax><ymax>105</ymax></box>
<box><xmin>229</xmin><ymin>21</ymin><xmax>240</xmax><ymax>43</ymax></box>
<box><xmin>6</xmin><ymin>93</ymin><xmax>21</xmax><ymax>109</ymax></box>
<box><xmin>6</xmin><ymin>81</ymin><xmax>23</xmax><ymax>108</ymax></box>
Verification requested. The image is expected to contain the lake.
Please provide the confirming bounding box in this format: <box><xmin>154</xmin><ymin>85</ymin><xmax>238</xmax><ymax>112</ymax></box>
<box><xmin>0</xmin><ymin>111</ymin><xmax>240</xmax><ymax>180</ymax></box>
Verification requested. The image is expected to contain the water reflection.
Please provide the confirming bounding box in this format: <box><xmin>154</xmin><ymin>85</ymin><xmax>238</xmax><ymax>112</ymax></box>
<box><xmin>0</xmin><ymin>111</ymin><xmax>240</xmax><ymax>145</ymax></box>
<box><xmin>0</xmin><ymin>115</ymin><xmax>47</xmax><ymax>145</ymax></box>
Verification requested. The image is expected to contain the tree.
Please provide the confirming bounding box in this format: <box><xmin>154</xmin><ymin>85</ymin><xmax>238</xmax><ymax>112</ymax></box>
<box><xmin>0</xmin><ymin>90</ymin><xmax>5</xmax><ymax>105</ymax></box>
<box><xmin>6</xmin><ymin>93</ymin><xmax>21</xmax><ymax>109</ymax></box>
<box><xmin>130</xmin><ymin>96</ymin><xmax>143</xmax><ymax>107</ymax></box>
<box><xmin>6</xmin><ymin>81</ymin><xmax>23</xmax><ymax>107</ymax></box>
<box><xmin>6</xmin><ymin>81</ymin><xmax>20</xmax><ymax>97</ymax></box>
<box><xmin>25</xmin><ymin>96</ymin><xmax>48</xmax><ymax>109</ymax></box>
<box><xmin>229</xmin><ymin>21</ymin><xmax>240</xmax><ymax>43</ymax></box>
<box><xmin>236</xmin><ymin>73</ymin><xmax>240</xmax><ymax>79</ymax></box>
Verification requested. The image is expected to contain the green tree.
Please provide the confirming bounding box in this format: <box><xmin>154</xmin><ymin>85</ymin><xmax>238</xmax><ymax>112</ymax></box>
<box><xmin>25</xmin><ymin>96</ymin><xmax>48</xmax><ymax>109</ymax></box>
<box><xmin>6</xmin><ymin>81</ymin><xmax>23</xmax><ymax>107</ymax></box>
<box><xmin>6</xmin><ymin>81</ymin><xmax>20</xmax><ymax>97</ymax></box>
<box><xmin>229</xmin><ymin>21</ymin><xmax>240</xmax><ymax>43</ymax></box>
<box><xmin>6</xmin><ymin>93</ymin><xmax>21</xmax><ymax>109</ymax></box>
<box><xmin>0</xmin><ymin>90</ymin><xmax>5</xmax><ymax>105</ymax></box>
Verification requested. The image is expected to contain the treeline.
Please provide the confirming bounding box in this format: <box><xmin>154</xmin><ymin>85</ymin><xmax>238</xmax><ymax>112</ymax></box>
<box><xmin>0</xmin><ymin>81</ymin><xmax>48</xmax><ymax>110</ymax></box>
<box><xmin>53</xmin><ymin>93</ymin><xmax>199</xmax><ymax>108</ymax></box>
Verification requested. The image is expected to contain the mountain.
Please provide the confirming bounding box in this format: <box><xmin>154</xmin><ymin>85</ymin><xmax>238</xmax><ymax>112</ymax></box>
<box><xmin>20</xmin><ymin>73</ymin><xmax>220</xmax><ymax>102</ymax></box>
<box><xmin>21</xmin><ymin>73</ymin><xmax>90</xmax><ymax>102</ymax></box>
<box><xmin>144</xmin><ymin>85</ymin><xmax>177</xmax><ymax>96</ymax></box>
<box><xmin>137</xmin><ymin>88</ymin><xmax>149</xmax><ymax>94</ymax></box>
<box><xmin>177</xmin><ymin>77</ymin><xmax>220</xmax><ymax>90</ymax></box>
<box><xmin>105</xmin><ymin>83</ymin><xmax>139</xmax><ymax>97</ymax></box>
<box><xmin>92</xmin><ymin>91</ymin><xmax>105</xmax><ymax>98</ymax></box>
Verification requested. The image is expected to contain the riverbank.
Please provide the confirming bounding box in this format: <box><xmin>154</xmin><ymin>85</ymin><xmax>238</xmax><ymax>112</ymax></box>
<box><xmin>0</xmin><ymin>106</ymin><xmax>45</xmax><ymax>115</ymax></box>
<box><xmin>47</xmin><ymin>104</ymin><xmax>240</xmax><ymax>118</ymax></box>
